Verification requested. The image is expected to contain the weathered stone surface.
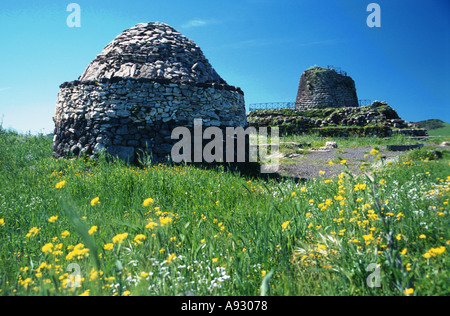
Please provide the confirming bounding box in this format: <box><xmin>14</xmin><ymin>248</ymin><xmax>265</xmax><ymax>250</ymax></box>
<box><xmin>247</xmin><ymin>102</ymin><xmax>428</xmax><ymax>137</ymax></box>
<box><xmin>79</xmin><ymin>22</ymin><xmax>225</xmax><ymax>84</ymax></box>
<box><xmin>295</xmin><ymin>67</ymin><xmax>359</xmax><ymax>110</ymax></box>
<box><xmin>107</xmin><ymin>145</ymin><xmax>135</xmax><ymax>163</ymax></box>
<box><xmin>386</xmin><ymin>144</ymin><xmax>424</xmax><ymax>152</ymax></box>
<box><xmin>325</xmin><ymin>142</ymin><xmax>338</xmax><ymax>149</ymax></box>
<box><xmin>53</xmin><ymin>22</ymin><xmax>248</xmax><ymax>163</ymax></box>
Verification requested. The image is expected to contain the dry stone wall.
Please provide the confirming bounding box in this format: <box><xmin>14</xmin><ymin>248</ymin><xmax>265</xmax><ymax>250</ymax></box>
<box><xmin>79</xmin><ymin>22</ymin><xmax>225</xmax><ymax>84</ymax></box>
<box><xmin>295</xmin><ymin>67</ymin><xmax>359</xmax><ymax>110</ymax></box>
<box><xmin>53</xmin><ymin>22</ymin><xmax>247</xmax><ymax>164</ymax></box>
<box><xmin>54</xmin><ymin>78</ymin><xmax>245</xmax><ymax>162</ymax></box>
<box><xmin>248</xmin><ymin>101</ymin><xmax>428</xmax><ymax>137</ymax></box>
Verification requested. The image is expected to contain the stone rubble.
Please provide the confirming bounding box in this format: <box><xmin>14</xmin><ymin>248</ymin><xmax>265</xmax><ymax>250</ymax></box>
<box><xmin>79</xmin><ymin>22</ymin><xmax>225</xmax><ymax>85</ymax></box>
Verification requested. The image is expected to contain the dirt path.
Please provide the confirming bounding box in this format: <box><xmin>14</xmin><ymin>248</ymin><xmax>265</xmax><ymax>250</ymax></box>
<box><xmin>276</xmin><ymin>146</ymin><xmax>407</xmax><ymax>179</ymax></box>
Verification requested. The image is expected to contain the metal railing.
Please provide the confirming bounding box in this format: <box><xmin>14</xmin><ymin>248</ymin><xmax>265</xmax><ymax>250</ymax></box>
<box><xmin>248</xmin><ymin>100</ymin><xmax>372</xmax><ymax>111</ymax></box>
<box><xmin>359</xmin><ymin>99</ymin><xmax>372</xmax><ymax>107</ymax></box>
<box><xmin>248</xmin><ymin>102</ymin><xmax>296</xmax><ymax>112</ymax></box>
<box><xmin>326</xmin><ymin>65</ymin><xmax>347</xmax><ymax>76</ymax></box>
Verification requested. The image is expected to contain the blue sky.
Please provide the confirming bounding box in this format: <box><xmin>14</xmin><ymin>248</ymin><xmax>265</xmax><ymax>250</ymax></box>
<box><xmin>0</xmin><ymin>0</ymin><xmax>449</xmax><ymax>134</ymax></box>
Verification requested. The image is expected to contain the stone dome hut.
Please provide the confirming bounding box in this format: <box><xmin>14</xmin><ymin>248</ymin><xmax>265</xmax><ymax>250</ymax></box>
<box><xmin>295</xmin><ymin>67</ymin><xmax>359</xmax><ymax>110</ymax></box>
<box><xmin>53</xmin><ymin>22</ymin><xmax>247</xmax><ymax>163</ymax></box>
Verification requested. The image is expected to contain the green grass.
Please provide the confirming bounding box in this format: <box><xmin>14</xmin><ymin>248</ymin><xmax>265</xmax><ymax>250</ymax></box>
<box><xmin>414</xmin><ymin>119</ymin><xmax>447</xmax><ymax>131</ymax></box>
<box><xmin>413</xmin><ymin>119</ymin><xmax>450</xmax><ymax>137</ymax></box>
<box><xmin>428</xmin><ymin>123</ymin><xmax>450</xmax><ymax>137</ymax></box>
<box><xmin>279</xmin><ymin>134</ymin><xmax>448</xmax><ymax>152</ymax></box>
<box><xmin>0</xmin><ymin>130</ymin><xmax>449</xmax><ymax>296</ymax></box>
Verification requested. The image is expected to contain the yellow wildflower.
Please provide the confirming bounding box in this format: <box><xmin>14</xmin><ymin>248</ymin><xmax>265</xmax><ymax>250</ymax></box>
<box><xmin>48</xmin><ymin>216</ymin><xmax>58</xmax><ymax>223</ymax></box>
<box><xmin>134</xmin><ymin>234</ymin><xmax>146</xmax><ymax>245</ymax></box>
<box><xmin>79</xmin><ymin>290</ymin><xmax>90</xmax><ymax>297</ymax></box>
<box><xmin>363</xmin><ymin>234</ymin><xmax>374</xmax><ymax>244</ymax></box>
<box><xmin>370</xmin><ymin>149</ymin><xmax>380</xmax><ymax>156</ymax></box>
<box><xmin>112</xmin><ymin>233</ymin><xmax>128</xmax><ymax>244</ymax></box>
<box><xmin>88</xmin><ymin>226</ymin><xmax>98</xmax><ymax>235</ymax></box>
<box><xmin>166</xmin><ymin>253</ymin><xmax>176</xmax><ymax>263</ymax></box>
<box><xmin>143</xmin><ymin>198</ymin><xmax>155</xmax><ymax>206</ymax></box>
<box><xmin>159</xmin><ymin>216</ymin><xmax>173</xmax><ymax>227</ymax></box>
<box><xmin>423</xmin><ymin>252</ymin><xmax>431</xmax><ymax>259</ymax></box>
<box><xmin>55</xmin><ymin>181</ymin><xmax>66</xmax><ymax>189</ymax></box>
<box><xmin>26</xmin><ymin>227</ymin><xmax>40</xmax><ymax>238</ymax></box>
<box><xmin>104</xmin><ymin>243</ymin><xmax>114</xmax><ymax>251</ymax></box>
<box><xmin>65</xmin><ymin>243</ymin><xmax>89</xmax><ymax>260</ymax></box>
<box><xmin>146</xmin><ymin>221</ymin><xmax>158</xmax><ymax>230</ymax></box>
<box><xmin>403</xmin><ymin>288</ymin><xmax>414</xmax><ymax>296</ymax></box>
<box><xmin>90</xmin><ymin>197</ymin><xmax>100</xmax><ymax>206</ymax></box>
<box><xmin>281</xmin><ymin>221</ymin><xmax>290</xmax><ymax>230</ymax></box>
<box><xmin>42</xmin><ymin>243</ymin><xmax>54</xmax><ymax>254</ymax></box>
<box><xmin>354</xmin><ymin>183</ymin><xmax>367</xmax><ymax>191</ymax></box>
<box><xmin>424</xmin><ymin>246</ymin><xmax>446</xmax><ymax>258</ymax></box>
<box><xmin>89</xmin><ymin>269</ymin><xmax>102</xmax><ymax>281</ymax></box>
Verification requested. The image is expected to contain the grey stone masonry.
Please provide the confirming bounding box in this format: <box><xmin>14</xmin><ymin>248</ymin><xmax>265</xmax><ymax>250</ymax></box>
<box><xmin>295</xmin><ymin>67</ymin><xmax>359</xmax><ymax>110</ymax></box>
<box><xmin>53</xmin><ymin>22</ymin><xmax>247</xmax><ymax>163</ymax></box>
<box><xmin>79</xmin><ymin>22</ymin><xmax>225</xmax><ymax>84</ymax></box>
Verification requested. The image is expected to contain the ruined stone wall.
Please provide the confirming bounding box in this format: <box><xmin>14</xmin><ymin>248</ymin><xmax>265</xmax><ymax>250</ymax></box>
<box><xmin>247</xmin><ymin>102</ymin><xmax>428</xmax><ymax>137</ymax></box>
<box><xmin>295</xmin><ymin>67</ymin><xmax>359</xmax><ymax>110</ymax></box>
<box><xmin>53</xmin><ymin>78</ymin><xmax>246</xmax><ymax>162</ymax></box>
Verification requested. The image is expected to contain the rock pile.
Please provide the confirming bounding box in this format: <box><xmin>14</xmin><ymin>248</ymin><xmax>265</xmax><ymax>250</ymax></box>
<box><xmin>248</xmin><ymin>101</ymin><xmax>428</xmax><ymax>137</ymax></box>
<box><xmin>53</xmin><ymin>22</ymin><xmax>247</xmax><ymax>163</ymax></box>
<box><xmin>79</xmin><ymin>22</ymin><xmax>225</xmax><ymax>84</ymax></box>
<box><xmin>317</xmin><ymin>101</ymin><xmax>410</xmax><ymax>128</ymax></box>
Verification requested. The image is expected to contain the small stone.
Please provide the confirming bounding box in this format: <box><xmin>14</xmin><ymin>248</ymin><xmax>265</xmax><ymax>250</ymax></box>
<box><xmin>93</xmin><ymin>143</ymin><xmax>106</xmax><ymax>153</ymax></box>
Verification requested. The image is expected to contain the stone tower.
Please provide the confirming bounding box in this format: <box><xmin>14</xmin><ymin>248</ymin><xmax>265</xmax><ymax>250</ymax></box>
<box><xmin>295</xmin><ymin>67</ymin><xmax>358</xmax><ymax>110</ymax></box>
<box><xmin>53</xmin><ymin>22</ymin><xmax>247</xmax><ymax>163</ymax></box>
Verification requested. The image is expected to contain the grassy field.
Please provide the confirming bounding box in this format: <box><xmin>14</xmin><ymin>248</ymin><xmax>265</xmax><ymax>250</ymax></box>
<box><xmin>413</xmin><ymin>119</ymin><xmax>450</xmax><ymax>137</ymax></box>
<box><xmin>428</xmin><ymin>124</ymin><xmax>450</xmax><ymax>137</ymax></box>
<box><xmin>0</xmin><ymin>130</ymin><xmax>449</xmax><ymax>296</ymax></box>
